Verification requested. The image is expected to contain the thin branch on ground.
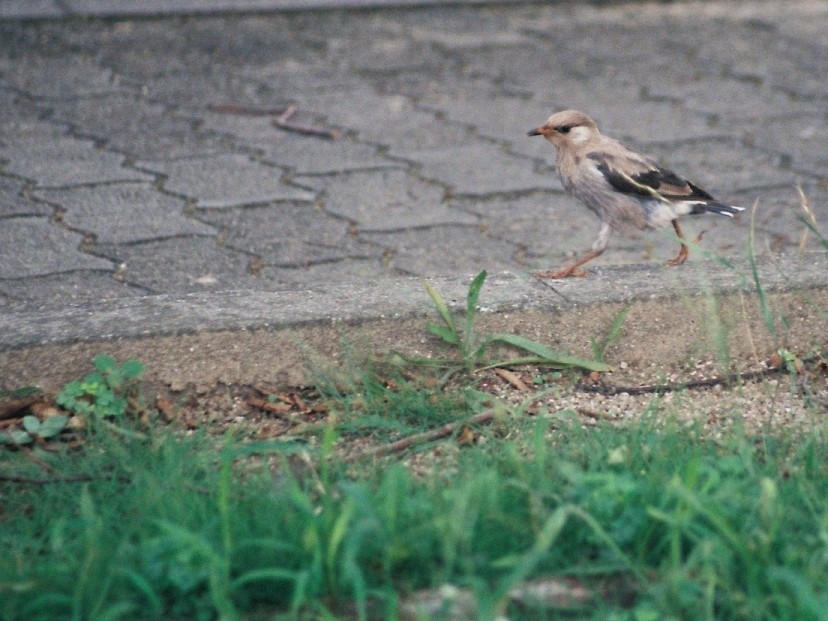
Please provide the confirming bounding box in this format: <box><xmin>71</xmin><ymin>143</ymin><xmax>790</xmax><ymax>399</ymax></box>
<box><xmin>273</xmin><ymin>104</ymin><xmax>342</xmax><ymax>139</ymax></box>
<box><xmin>0</xmin><ymin>474</ymin><xmax>130</xmax><ymax>485</ymax></box>
<box><xmin>578</xmin><ymin>365</ymin><xmax>786</xmax><ymax>396</ymax></box>
<box><xmin>207</xmin><ymin>103</ymin><xmax>341</xmax><ymax>139</ymax></box>
<box><xmin>356</xmin><ymin>409</ymin><xmax>497</xmax><ymax>459</ymax></box>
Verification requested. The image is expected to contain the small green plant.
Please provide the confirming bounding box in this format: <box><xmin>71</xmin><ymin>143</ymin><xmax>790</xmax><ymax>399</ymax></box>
<box><xmin>591</xmin><ymin>305</ymin><xmax>630</xmax><ymax>363</ymax></box>
<box><xmin>422</xmin><ymin>270</ymin><xmax>610</xmax><ymax>375</ymax></box>
<box><xmin>0</xmin><ymin>414</ymin><xmax>68</xmax><ymax>445</ymax></box>
<box><xmin>56</xmin><ymin>354</ymin><xmax>145</xmax><ymax>418</ymax></box>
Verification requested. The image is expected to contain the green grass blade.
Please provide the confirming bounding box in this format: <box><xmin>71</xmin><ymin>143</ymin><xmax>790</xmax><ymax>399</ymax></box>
<box><xmin>426</xmin><ymin>322</ymin><xmax>460</xmax><ymax>345</ymax></box>
<box><xmin>748</xmin><ymin>201</ymin><xmax>776</xmax><ymax>338</ymax></box>
<box><xmin>463</xmin><ymin>271</ymin><xmax>487</xmax><ymax>357</ymax></box>
<box><xmin>422</xmin><ymin>278</ymin><xmax>458</xmax><ymax>337</ymax></box>
<box><xmin>486</xmin><ymin>333</ymin><xmax>611</xmax><ymax>372</ymax></box>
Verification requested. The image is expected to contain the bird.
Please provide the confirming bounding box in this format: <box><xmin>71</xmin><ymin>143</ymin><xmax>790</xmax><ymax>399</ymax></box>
<box><xmin>528</xmin><ymin>110</ymin><xmax>744</xmax><ymax>279</ymax></box>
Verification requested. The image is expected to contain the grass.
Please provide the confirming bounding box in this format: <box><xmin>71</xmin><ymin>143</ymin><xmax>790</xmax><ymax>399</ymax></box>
<box><xmin>419</xmin><ymin>271</ymin><xmax>609</xmax><ymax>379</ymax></box>
<box><xmin>1</xmin><ymin>393</ymin><xmax>826</xmax><ymax>620</ymax></box>
<box><xmin>2</xmin><ymin>195</ymin><xmax>827</xmax><ymax>620</ymax></box>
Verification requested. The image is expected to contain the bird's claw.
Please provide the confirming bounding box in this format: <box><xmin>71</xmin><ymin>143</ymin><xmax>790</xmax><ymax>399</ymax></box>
<box><xmin>535</xmin><ymin>267</ymin><xmax>588</xmax><ymax>279</ymax></box>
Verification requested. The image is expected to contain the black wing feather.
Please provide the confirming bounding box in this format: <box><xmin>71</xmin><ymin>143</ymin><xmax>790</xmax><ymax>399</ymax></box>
<box><xmin>590</xmin><ymin>155</ymin><xmax>715</xmax><ymax>202</ymax></box>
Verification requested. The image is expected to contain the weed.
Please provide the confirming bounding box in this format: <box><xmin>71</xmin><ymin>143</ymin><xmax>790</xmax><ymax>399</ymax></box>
<box><xmin>422</xmin><ymin>270</ymin><xmax>609</xmax><ymax>377</ymax></box>
<box><xmin>591</xmin><ymin>305</ymin><xmax>630</xmax><ymax>364</ymax></box>
<box><xmin>55</xmin><ymin>354</ymin><xmax>145</xmax><ymax>419</ymax></box>
<box><xmin>0</xmin><ymin>414</ymin><xmax>69</xmax><ymax>446</ymax></box>
<box><xmin>2</xmin><ymin>414</ymin><xmax>825</xmax><ymax>621</ymax></box>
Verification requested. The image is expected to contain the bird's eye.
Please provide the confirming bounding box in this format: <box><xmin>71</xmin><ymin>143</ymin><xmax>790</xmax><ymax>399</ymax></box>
<box><xmin>557</xmin><ymin>125</ymin><xmax>571</xmax><ymax>134</ymax></box>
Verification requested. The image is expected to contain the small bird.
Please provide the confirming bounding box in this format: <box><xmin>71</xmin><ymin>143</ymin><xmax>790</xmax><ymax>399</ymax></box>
<box><xmin>528</xmin><ymin>110</ymin><xmax>744</xmax><ymax>279</ymax></box>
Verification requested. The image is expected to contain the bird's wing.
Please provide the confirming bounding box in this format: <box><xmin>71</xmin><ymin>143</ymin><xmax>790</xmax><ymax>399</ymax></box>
<box><xmin>586</xmin><ymin>150</ymin><xmax>713</xmax><ymax>204</ymax></box>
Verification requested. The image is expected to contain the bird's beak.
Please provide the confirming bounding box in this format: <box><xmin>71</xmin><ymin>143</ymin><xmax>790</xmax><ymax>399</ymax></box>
<box><xmin>527</xmin><ymin>127</ymin><xmax>543</xmax><ymax>137</ymax></box>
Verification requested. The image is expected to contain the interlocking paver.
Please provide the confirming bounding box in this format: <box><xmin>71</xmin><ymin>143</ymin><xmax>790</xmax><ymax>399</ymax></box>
<box><xmin>299</xmin><ymin>169</ymin><xmax>477</xmax><ymax>231</ymax></box>
<box><xmin>644</xmin><ymin>139</ymin><xmax>800</xmax><ymax>195</ymax></box>
<box><xmin>261</xmin><ymin>257</ymin><xmax>394</xmax><ymax>286</ymax></box>
<box><xmin>48</xmin><ymin>95</ymin><xmax>224</xmax><ymax>160</ymax></box>
<box><xmin>196</xmin><ymin>201</ymin><xmax>376</xmax><ymax>265</ymax></box>
<box><xmin>137</xmin><ymin>154</ymin><xmax>315</xmax><ymax>207</ymax></box>
<box><xmin>363</xmin><ymin>225</ymin><xmax>519</xmax><ymax>276</ymax></box>
<box><xmin>0</xmin><ymin>123</ymin><xmax>153</xmax><ymax>187</ymax></box>
<box><xmin>0</xmin><ymin>0</ymin><xmax>825</xmax><ymax>308</ymax></box>
<box><xmin>200</xmin><ymin>112</ymin><xmax>394</xmax><ymax>174</ymax></box>
<box><xmin>0</xmin><ymin>176</ymin><xmax>51</xmax><ymax>218</ymax></box>
<box><xmin>399</xmin><ymin>143</ymin><xmax>559</xmax><ymax>196</ymax></box>
<box><xmin>0</xmin><ymin>271</ymin><xmax>147</xmax><ymax>304</ymax></box>
<box><xmin>0</xmin><ymin>217</ymin><xmax>112</xmax><ymax>278</ymax></box>
<box><xmin>95</xmin><ymin>237</ymin><xmax>278</xmax><ymax>294</ymax></box>
<box><xmin>301</xmin><ymin>84</ymin><xmax>473</xmax><ymax>149</ymax></box>
<box><xmin>32</xmin><ymin>183</ymin><xmax>216</xmax><ymax>244</ymax></box>
<box><xmin>0</xmin><ymin>54</ymin><xmax>130</xmax><ymax>99</ymax></box>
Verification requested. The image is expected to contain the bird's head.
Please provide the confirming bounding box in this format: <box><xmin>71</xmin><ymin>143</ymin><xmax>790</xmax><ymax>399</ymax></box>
<box><xmin>528</xmin><ymin>110</ymin><xmax>599</xmax><ymax>149</ymax></box>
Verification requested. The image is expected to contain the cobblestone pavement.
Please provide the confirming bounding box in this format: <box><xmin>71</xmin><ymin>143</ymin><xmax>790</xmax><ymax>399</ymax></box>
<box><xmin>0</xmin><ymin>1</ymin><xmax>826</xmax><ymax>307</ymax></box>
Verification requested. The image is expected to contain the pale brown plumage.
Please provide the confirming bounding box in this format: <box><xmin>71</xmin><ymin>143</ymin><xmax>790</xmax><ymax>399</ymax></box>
<box><xmin>528</xmin><ymin>110</ymin><xmax>743</xmax><ymax>279</ymax></box>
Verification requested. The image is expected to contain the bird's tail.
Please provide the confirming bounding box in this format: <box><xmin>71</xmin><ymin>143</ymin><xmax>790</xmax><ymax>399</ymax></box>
<box><xmin>707</xmin><ymin>202</ymin><xmax>744</xmax><ymax>217</ymax></box>
<box><xmin>688</xmin><ymin>201</ymin><xmax>744</xmax><ymax>217</ymax></box>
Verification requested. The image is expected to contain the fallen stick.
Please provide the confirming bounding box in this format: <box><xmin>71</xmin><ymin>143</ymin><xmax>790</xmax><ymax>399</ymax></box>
<box><xmin>273</xmin><ymin>104</ymin><xmax>342</xmax><ymax>139</ymax></box>
<box><xmin>208</xmin><ymin>102</ymin><xmax>342</xmax><ymax>139</ymax></box>
<box><xmin>576</xmin><ymin>363</ymin><xmax>792</xmax><ymax>396</ymax></box>
<box><xmin>207</xmin><ymin>103</ymin><xmax>289</xmax><ymax>116</ymax></box>
<box><xmin>357</xmin><ymin>409</ymin><xmax>497</xmax><ymax>459</ymax></box>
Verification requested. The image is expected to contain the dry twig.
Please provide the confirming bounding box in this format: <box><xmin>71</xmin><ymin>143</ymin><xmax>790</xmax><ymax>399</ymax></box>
<box><xmin>356</xmin><ymin>409</ymin><xmax>497</xmax><ymax>459</ymax></box>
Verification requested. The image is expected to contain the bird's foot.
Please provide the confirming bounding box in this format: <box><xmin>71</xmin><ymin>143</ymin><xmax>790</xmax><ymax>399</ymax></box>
<box><xmin>666</xmin><ymin>246</ymin><xmax>688</xmax><ymax>267</ymax></box>
<box><xmin>666</xmin><ymin>230</ymin><xmax>705</xmax><ymax>267</ymax></box>
<box><xmin>535</xmin><ymin>266</ymin><xmax>588</xmax><ymax>279</ymax></box>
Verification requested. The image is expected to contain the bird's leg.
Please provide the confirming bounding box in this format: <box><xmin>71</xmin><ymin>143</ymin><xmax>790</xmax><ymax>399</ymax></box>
<box><xmin>536</xmin><ymin>249</ymin><xmax>603</xmax><ymax>279</ymax></box>
<box><xmin>536</xmin><ymin>222</ymin><xmax>610</xmax><ymax>279</ymax></box>
<box><xmin>667</xmin><ymin>220</ymin><xmax>689</xmax><ymax>266</ymax></box>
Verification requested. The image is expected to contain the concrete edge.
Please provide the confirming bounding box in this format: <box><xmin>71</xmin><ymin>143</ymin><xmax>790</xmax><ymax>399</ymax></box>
<box><xmin>2</xmin><ymin>253</ymin><xmax>826</xmax><ymax>350</ymax></box>
<box><xmin>0</xmin><ymin>0</ymin><xmax>537</xmax><ymax>21</ymax></box>
<box><xmin>2</xmin><ymin>254</ymin><xmax>827</xmax><ymax>391</ymax></box>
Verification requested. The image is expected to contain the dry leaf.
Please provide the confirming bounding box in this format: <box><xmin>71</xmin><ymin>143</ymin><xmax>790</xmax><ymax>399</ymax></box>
<box><xmin>494</xmin><ymin>367</ymin><xmax>529</xmax><ymax>391</ymax></box>
<box><xmin>456</xmin><ymin>425</ymin><xmax>476</xmax><ymax>446</ymax></box>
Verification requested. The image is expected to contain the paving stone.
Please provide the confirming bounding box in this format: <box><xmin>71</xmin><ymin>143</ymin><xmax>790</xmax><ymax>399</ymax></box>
<box><xmin>427</xmin><ymin>78</ymin><xmax>725</xmax><ymax>152</ymax></box>
<box><xmin>773</xmin><ymin>11</ymin><xmax>828</xmax><ymax>46</ymax></box>
<box><xmin>200</xmin><ymin>112</ymin><xmax>394</xmax><ymax>174</ymax></box>
<box><xmin>298</xmin><ymin>169</ymin><xmax>477</xmax><ymax>231</ymax></box>
<box><xmin>0</xmin><ymin>217</ymin><xmax>113</xmax><ymax>278</ymax></box>
<box><xmin>0</xmin><ymin>271</ymin><xmax>147</xmax><ymax>304</ymax></box>
<box><xmin>0</xmin><ymin>53</ymin><xmax>131</xmax><ymax>99</ymax></box>
<box><xmin>724</xmin><ymin>35</ymin><xmax>828</xmax><ymax>101</ymax></box>
<box><xmin>261</xmin><ymin>257</ymin><xmax>395</xmax><ymax>286</ymax></box>
<box><xmin>0</xmin><ymin>88</ymin><xmax>43</xmax><ymax>124</ymax></box>
<box><xmin>299</xmin><ymin>84</ymin><xmax>473</xmax><ymax>149</ymax></box>
<box><xmin>96</xmin><ymin>237</ymin><xmax>281</xmax><ymax>293</ymax></box>
<box><xmin>196</xmin><ymin>202</ymin><xmax>375</xmax><ymax>266</ymax></box>
<box><xmin>645</xmin><ymin>77</ymin><xmax>824</xmax><ymax>126</ymax></box>
<box><xmin>729</xmin><ymin>182</ymin><xmax>828</xmax><ymax>255</ymax></box>
<box><xmin>0</xmin><ymin>1</ymin><xmax>63</xmax><ymax>19</ymax></box>
<box><xmin>327</xmin><ymin>30</ymin><xmax>447</xmax><ymax>75</ymax></box>
<box><xmin>747</xmin><ymin>115</ymin><xmax>828</xmax><ymax>178</ymax></box>
<box><xmin>0</xmin><ymin>176</ymin><xmax>52</xmax><ymax>218</ymax></box>
<box><xmin>642</xmin><ymin>140</ymin><xmax>797</xmax><ymax>195</ymax></box>
<box><xmin>362</xmin><ymin>225</ymin><xmax>518</xmax><ymax>276</ymax></box>
<box><xmin>49</xmin><ymin>95</ymin><xmax>225</xmax><ymax>160</ymax></box>
<box><xmin>0</xmin><ymin>1</ymin><xmax>826</xmax><ymax>309</ymax></box>
<box><xmin>450</xmin><ymin>192</ymin><xmax>593</xmax><ymax>257</ymax></box>
<box><xmin>0</xmin><ymin>125</ymin><xmax>153</xmax><ymax>187</ymax></box>
<box><xmin>32</xmin><ymin>183</ymin><xmax>216</xmax><ymax>244</ymax></box>
<box><xmin>399</xmin><ymin>143</ymin><xmax>559</xmax><ymax>196</ymax></box>
<box><xmin>137</xmin><ymin>154</ymin><xmax>315</xmax><ymax>207</ymax></box>
<box><xmin>418</xmin><ymin>83</ymin><xmax>555</xmax><ymax>165</ymax></box>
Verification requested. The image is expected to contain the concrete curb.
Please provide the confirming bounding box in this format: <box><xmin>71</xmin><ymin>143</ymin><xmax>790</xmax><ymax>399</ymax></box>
<box><xmin>3</xmin><ymin>254</ymin><xmax>826</xmax><ymax>391</ymax></box>
<box><xmin>0</xmin><ymin>0</ymin><xmax>535</xmax><ymax>20</ymax></box>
